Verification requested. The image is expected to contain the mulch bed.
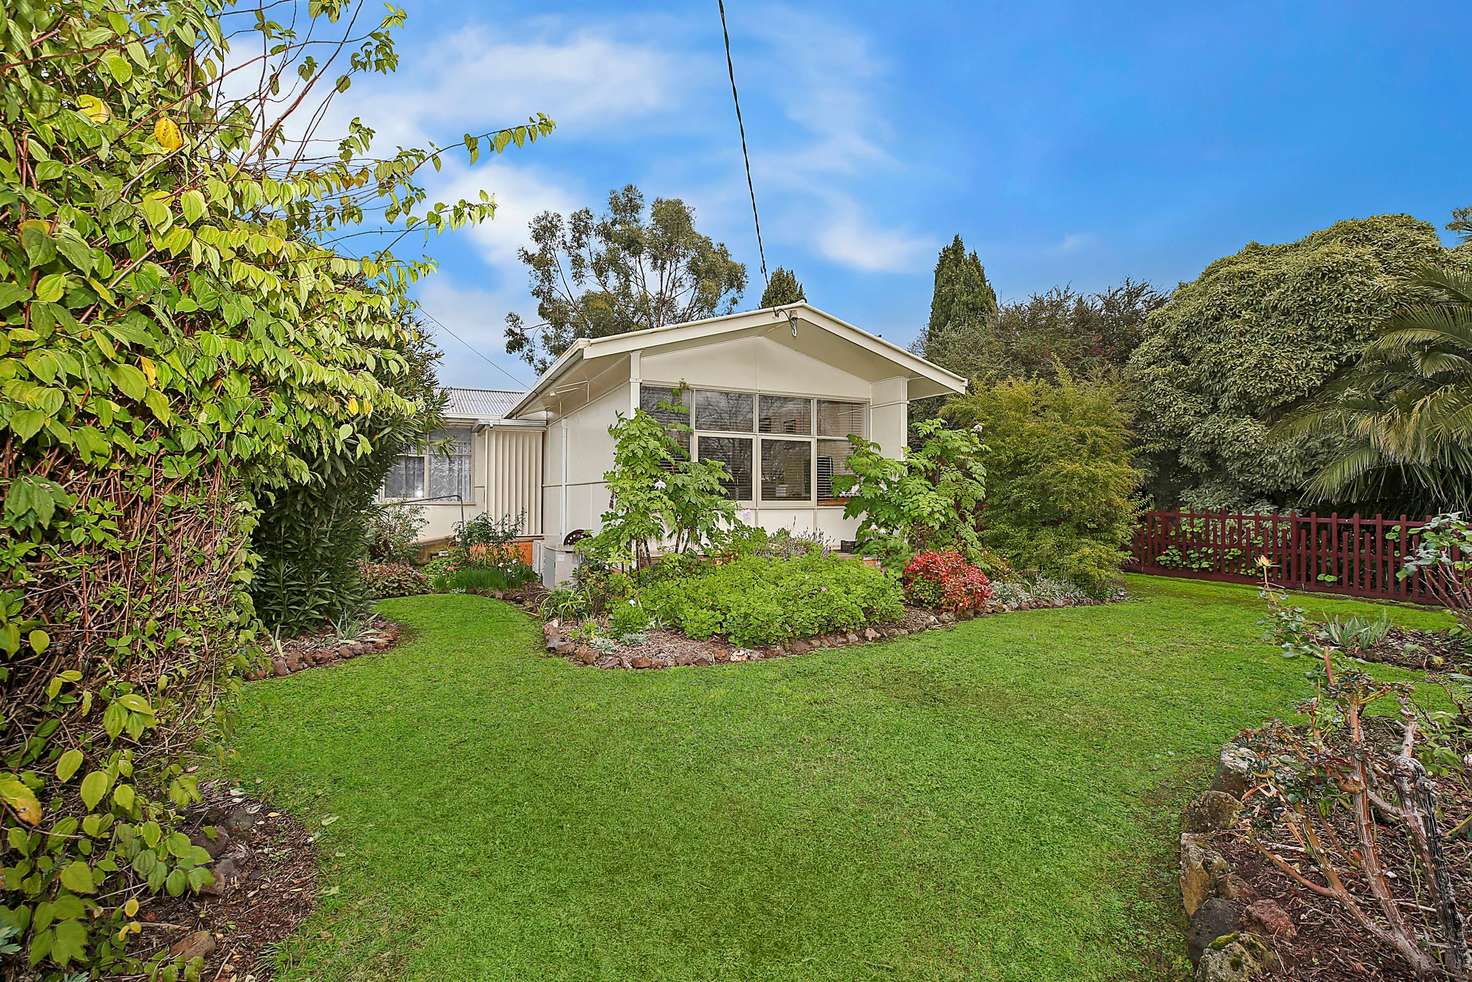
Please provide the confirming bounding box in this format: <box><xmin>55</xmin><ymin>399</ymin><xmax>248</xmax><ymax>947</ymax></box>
<box><xmin>134</xmin><ymin>782</ymin><xmax>319</xmax><ymax>981</ymax></box>
<box><xmin>545</xmin><ymin>603</ymin><xmax>1049</xmax><ymax>670</ymax></box>
<box><xmin>1321</xmin><ymin>625</ymin><xmax>1469</xmax><ymax>673</ymax></box>
<box><xmin>1200</xmin><ymin>761</ymin><xmax>1472</xmax><ymax>981</ymax></box>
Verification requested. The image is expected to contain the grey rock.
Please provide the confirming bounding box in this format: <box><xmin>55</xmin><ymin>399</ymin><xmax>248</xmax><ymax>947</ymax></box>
<box><xmin>1187</xmin><ymin>898</ymin><xmax>1241</xmax><ymax>963</ymax></box>
<box><xmin>202</xmin><ymin>856</ymin><xmax>236</xmax><ymax>897</ymax></box>
<box><xmin>1213</xmin><ymin>744</ymin><xmax>1256</xmax><ymax>798</ymax></box>
<box><xmin>1180</xmin><ymin>833</ymin><xmax>1231</xmax><ymax>917</ymax></box>
<box><xmin>1196</xmin><ymin>933</ymin><xmax>1276</xmax><ymax>982</ymax></box>
<box><xmin>1183</xmin><ymin>791</ymin><xmax>1244</xmax><ymax>834</ymax></box>
<box><xmin>862</xmin><ymin>627</ymin><xmax>880</xmax><ymax>641</ymax></box>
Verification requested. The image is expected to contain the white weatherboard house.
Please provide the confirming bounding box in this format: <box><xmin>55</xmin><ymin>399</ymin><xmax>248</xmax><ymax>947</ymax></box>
<box><xmin>379</xmin><ymin>303</ymin><xmax>967</xmax><ymax>583</ymax></box>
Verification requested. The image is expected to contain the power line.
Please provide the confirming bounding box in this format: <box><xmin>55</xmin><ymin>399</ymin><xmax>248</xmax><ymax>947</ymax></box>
<box><xmin>717</xmin><ymin>0</ymin><xmax>769</xmax><ymax>289</ymax></box>
<box><xmin>415</xmin><ymin>305</ymin><xmax>535</xmax><ymax>390</ymax></box>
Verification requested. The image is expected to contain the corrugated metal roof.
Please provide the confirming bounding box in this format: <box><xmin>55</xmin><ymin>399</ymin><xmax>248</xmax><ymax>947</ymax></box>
<box><xmin>443</xmin><ymin>387</ymin><xmax>524</xmax><ymax>421</ymax></box>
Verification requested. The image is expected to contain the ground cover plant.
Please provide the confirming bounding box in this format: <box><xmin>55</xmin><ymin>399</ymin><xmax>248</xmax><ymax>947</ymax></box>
<box><xmin>226</xmin><ymin>576</ymin><xmax>1452</xmax><ymax>980</ymax></box>
<box><xmin>638</xmin><ymin>554</ymin><xmax>904</xmax><ymax>647</ymax></box>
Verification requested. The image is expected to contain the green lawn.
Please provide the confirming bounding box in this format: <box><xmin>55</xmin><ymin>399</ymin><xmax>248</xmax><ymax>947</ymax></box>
<box><xmin>228</xmin><ymin>575</ymin><xmax>1452</xmax><ymax>981</ymax></box>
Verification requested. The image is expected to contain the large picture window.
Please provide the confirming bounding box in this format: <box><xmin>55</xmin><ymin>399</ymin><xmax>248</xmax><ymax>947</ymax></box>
<box><xmin>694</xmin><ymin>390</ymin><xmax>753</xmax><ymax>432</ymax></box>
<box><xmin>380</xmin><ymin>426</ymin><xmax>473</xmax><ymax>500</ymax></box>
<box><xmin>761</xmin><ymin>439</ymin><xmax>811</xmax><ymax>501</ymax></box>
<box><xmin>815</xmin><ymin>400</ymin><xmax>866</xmax><ymax>504</ymax></box>
<box><xmin>697</xmin><ymin>435</ymin><xmax>753</xmax><ymax>500</ymax></box>
<box><xmin>653</xmin><ymin>385</ymin><xmax>868</xmax><ymax>506</ymax></box>
<box><xmin>640</xmin><ymin>385</ymin><xmax>691</xmax><ymax>455</ymax></box>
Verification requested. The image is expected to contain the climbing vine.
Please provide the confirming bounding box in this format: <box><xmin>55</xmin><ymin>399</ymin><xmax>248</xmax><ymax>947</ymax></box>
<box><xmin>0</xmin><ymin>0</ymin><xmax>550</xmax><ymax>975</ymax></box>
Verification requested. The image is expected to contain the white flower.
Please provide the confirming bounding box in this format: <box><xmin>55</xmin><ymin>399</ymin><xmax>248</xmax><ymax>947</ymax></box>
<box><xmin>653</xmin><ymin>479</ymin><xmax>667</xmax><ymax>491</ymax></box>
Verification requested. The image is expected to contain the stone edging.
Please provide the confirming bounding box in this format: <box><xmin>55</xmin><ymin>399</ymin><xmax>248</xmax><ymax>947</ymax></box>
<box><xmin>542</xmin><ymin>608</ymin><xmax>970</xmax><ymax>669</ymax></box>
<box><xmin>244</xmin><ymin>619</ymin><xmax>402</xmax><ymax>680</ymax></box>
<box><xmin>1178</xmin><ymin>744</ymin><xmax>1296</xmax><ymax>981</ymax></box>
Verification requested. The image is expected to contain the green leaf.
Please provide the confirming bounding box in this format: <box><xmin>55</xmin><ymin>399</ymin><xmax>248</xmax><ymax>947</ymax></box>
<box><xmin>165</xmin><ymin>867</ymin><xmax>186</xmax><ymax>897</ymax></box>
<box><xmin>55</xmin><ymin>749</ymin><xmax>82</xmax><ymax>783</ymax></box>
<box><xmin>79</xmin><ymin>771</ymin><xmax>108</xmax><ymax>810</ymax></box>
<box><xmin>29</xmin><ymin>629</ymin><xmax>49</xmax><ymax>654</ymax></box>
<box><xmin>0</xmin><ymin>775</ymin><xmax>42</xmax><ymax>825</ymax></box>
<box><xmin>117</xmin><ymin>693</ymin><xmax>153</xmax><ymax>714</ymax></box>
<box><xmin>35</xmin><ymin>273</ymin><xmax>67</xmax><ymax>303</ymax></box>
<box><xmin>103</xmin><ymin>54</ymin><xmax>132</xmax><ymax>84</ymax></box>
<box><xmin>8</xmin><ymin>410</ymin><xmax>45</xmax><ymax>441</ymax></box>
<box><xmin>59</xmin><ymin>860</ymin><xmax>95</xmax><ymax>894</ymax></box>
<box><xmin>50</xmin><ymin>918</ymin><xmax>87</xmax><ymax>967</ymax></box>
<box><xmin>180</xmin><ymin>189</ymin><xmax>206</xmax><ymax>224</ymax></box>
<box><xmin>108</xmin><ymin>364</ymin><xmax>147</xmax><ymax>401</ymax></box>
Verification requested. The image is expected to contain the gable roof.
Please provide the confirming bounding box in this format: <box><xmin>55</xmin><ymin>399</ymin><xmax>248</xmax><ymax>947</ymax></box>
<box><xmin>443</xmin><ymin>387</ymin><xmax>524</xmax><ymax>421</ymax></box>
<box><xmin>507</xmin><ymin>302</ymin><xmax>966</xmax><ymax>418</ymax></box>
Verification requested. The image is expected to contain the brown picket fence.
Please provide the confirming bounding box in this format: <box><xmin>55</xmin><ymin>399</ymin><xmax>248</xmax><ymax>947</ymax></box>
<box><xmin>1126</xmin><ymin>511</ymin><xmax>1450</xmax><ymax>602</ymax></box>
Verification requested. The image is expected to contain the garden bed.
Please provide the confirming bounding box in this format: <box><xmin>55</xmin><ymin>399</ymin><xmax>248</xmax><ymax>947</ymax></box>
<box><xmin>1317</xmin><ymin>624</ymin><xmax>1467</xmax><ymax>673</ymax></box>
<box><xmin>544</xmin><ymin>605</ymin><xmax>947</xmax><ymax>669</ymax></box>
<box><xmin>1181</xmin><ymin>734</ymin><xmax>1472</xmax><ymax>982</ymax></box>
<box><xmin>136</xmin><ymin>782</ymin><xmax>318</xmax><ymax>981</ymax></box>
<box><xmin>542</xmin><ymin>581</ymin><xmax>1118</xmax><ymax>671</ymax></box>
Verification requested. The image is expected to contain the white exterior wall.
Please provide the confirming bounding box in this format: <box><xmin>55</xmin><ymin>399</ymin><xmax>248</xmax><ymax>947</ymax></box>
<box><xmin>408</xmin><ymin>423</ymin><xmax>545</xmax><ymax>544</ymax></box>
<box><xmin>540</xmin><ymin>380</ymin><xmax>624</xmax><ymax>546</ymax></box>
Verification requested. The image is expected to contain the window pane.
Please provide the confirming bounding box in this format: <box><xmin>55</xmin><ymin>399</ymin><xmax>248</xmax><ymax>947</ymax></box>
<box><xmin>383</xmin><ymin>455</ymin><xmax>424</xmax><ymax>499</ymax></box>
<box><xmin>761</xmin><ymin>439</ymin><xmax>811</xmax><ymax>502</ymax></box>
<box><xmin>817</xmin><ymin>400</ymin><xmax>867</xmax><ymax>438</ymax></box>
<box><xmin>816</xmin><ymin>439</ymin><xmax>857</xmax><ymax>500</ymax></box>
<box><xmin>694</xmin><ymin>390</ymin><xmax>753</xmax><ymax>432</ymax></box>
<box><xmin>427</xmin><ymin>427</ymin><xmax>473</xmax><ymax>499</ymax></box>
<box><xmin>758</xmin><ymin>395</ymin><xmax>811</xmax><ymax>435</ymax></box>
<box><xmin>697</xmin><ymin>436</ymin><xmax>753</xmax><ymax>500</ymax></box>
<box><xmin>640</xmin><ymin>385</ymin><xmax>690</xmax><ymax>454</ymax></box>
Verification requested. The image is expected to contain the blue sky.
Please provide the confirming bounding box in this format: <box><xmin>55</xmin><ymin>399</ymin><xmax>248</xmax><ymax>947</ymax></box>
<box><xmin>325</xmin><ymin>1</ymin><xmax>1470</xmax><ymax>389</ymax></box>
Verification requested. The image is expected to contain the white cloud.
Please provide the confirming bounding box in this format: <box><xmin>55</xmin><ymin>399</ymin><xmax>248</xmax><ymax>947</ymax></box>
<box><xmin>428</xmin><ymin>159</ymin><xmax>583</xmax><ymax>268</ymax></box>
<box><xmin>1048</xmin><ymin>232</ymin><xmax>1093</xmax><ymax>255</ymax></box>
<box><xmin>414</xmin><ymin>276</ymin><xmax>539</xmax><ymax>390</ymax></box>
<box><xmin>815</xmin><ymin>202</ymin><xmax>932</xmax><ymax>273</ymax></box>
<box><xmin>320</xmin><ymin>23</ymin><xmax>685</xmax><ymax>155</ymax></box>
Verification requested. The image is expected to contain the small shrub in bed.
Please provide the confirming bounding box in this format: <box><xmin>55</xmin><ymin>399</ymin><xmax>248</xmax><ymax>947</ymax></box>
<box><xmin>639</xmin><ymin>555</ymin><xmax>904</xmax><ymax>647</ymax></box>
<box><xmin>360</xmin><ymin>561</ymin><xmax>431</xmax><ymax>599</ymax></box>
<box><xmin>902</xmin><ymin>550</ymin><xmax>993</xmax><ymax>612</ymax></box>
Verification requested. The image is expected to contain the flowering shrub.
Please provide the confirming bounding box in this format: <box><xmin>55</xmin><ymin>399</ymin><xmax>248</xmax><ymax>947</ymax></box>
<box><xmin>360</xmin><ymin>562</ymin><xmax>431</xmax><ymax>600</ymax></box>
<box><xmin>902</xmin><ymin>551</ymin><xmax>993</xmax><ymax>612</ymax></box>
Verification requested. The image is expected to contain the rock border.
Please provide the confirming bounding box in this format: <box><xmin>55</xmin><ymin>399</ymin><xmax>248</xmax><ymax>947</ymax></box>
<box><xmin>1178</xmin><ymin>744</ymin><xmax>1296</xmax><ymax>981</ymax></box>
<box><xmin>244</xmin><ymin>617</ymin><xmax>402</xmax><ymax>680</ymax></box>
<box><xmin>543</xmin><ymin>606</ymin><xmax>979</xmax><ymax>669</ymax></box>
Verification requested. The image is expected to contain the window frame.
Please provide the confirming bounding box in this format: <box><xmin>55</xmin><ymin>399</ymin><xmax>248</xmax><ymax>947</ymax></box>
<box><xmin>644</xmin><ymin>382</ymin><xmax>868</xmax><ymax>508</ymax></box>
<box><xmin>379</xmin><ymin>425</ymin><xmax>475</xmax><ymax>503</ymax></box>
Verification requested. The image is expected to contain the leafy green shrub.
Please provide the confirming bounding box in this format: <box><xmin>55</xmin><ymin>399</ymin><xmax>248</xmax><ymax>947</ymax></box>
<box><xmin>368</xmin><ymin>504</ymin><xmax>427</xmax><ymax>564</ymax></box>
<box><xmin>0</xmin><ymin>0</ymin><xmax>552</xmax><ymax>971</ymax></box>
<box><xmin>609</xmin><ymin>599</ymin><xmax>652</xmax><ymax>637</ymax></box>
<box><xmin>833</xmin><ymin>418</ymin><xmax>987</xmax><ymax>570</ymax></box>
<box><xmin>456</xmin><ymin>511</ymin><xmax>525</xmax><ymax>551</ymax></box>
<box><xmin>360</xmin><ymin>562</ymin><xmax>431</xmax><ymax>600</ymax></box>
<box><xmin>1127</xmin><ymin>215</ymin><xmax>1463</xmax><ymax>510</ymax></box>
<box><xmin>581</xmin><ymin>394</ymin><xmax>741</xmax><ymax>567</ymax></box>
<box><xmin>942</xmin><ymin>373</ymin><xmax>1139</xmax><ymax>596</ymax></box>
<box><xmin>250</xmin><ymin>317</ymin><xmax>442</xmax><ymax>635</ymax></box>
<box><xmin>640</xmin><ymin>556</ymin><xmax>903</xmax><ymax>647</ymax></box>
<box><xmin>541</xmin><ymin>587</ymin><xmax>593</xmax><ymax>622</ymax></box>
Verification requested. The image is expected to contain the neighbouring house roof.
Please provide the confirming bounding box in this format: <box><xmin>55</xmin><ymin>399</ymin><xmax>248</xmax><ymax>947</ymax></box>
<box><xmin>506</xmin><ymin>302</ymin><xmax>968</xmax><ymax>418</ymax></box>
<box><xmin>442</xmin><ymin>387</ymin><xmax>525</xmax><ymax>422</ymax></box>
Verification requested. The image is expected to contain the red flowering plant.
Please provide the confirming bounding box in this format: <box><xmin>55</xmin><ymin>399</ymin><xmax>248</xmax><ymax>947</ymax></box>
<box><xmin>902</xmin><ymin>550</ymin><xmax>993</xmax><ymax>612</ymax></box>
